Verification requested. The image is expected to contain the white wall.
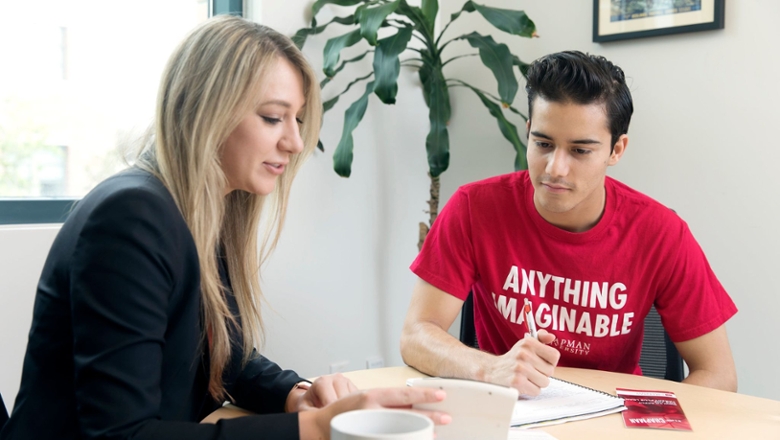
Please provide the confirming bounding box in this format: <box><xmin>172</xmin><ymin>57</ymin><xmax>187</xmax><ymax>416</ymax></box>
<box><xmin>0</xmin><ymin>225</ymin><xmax>60</xmax><ymax>409</ymax></box>
<box><xmin>2</xmin><ymin>0</ymin><xmax>778</xmax><ymax>408</ymax></box>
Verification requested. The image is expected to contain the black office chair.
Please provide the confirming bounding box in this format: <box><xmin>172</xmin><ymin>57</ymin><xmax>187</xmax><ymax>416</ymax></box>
<box><xmin>459</xmin><ymin>292</ymin><xmax>479</xmax><ymax>349</ymax></box>
<box><xmin>639</xmin><ymin>306</ymin><xmax>685</xmax><ymax>382</ymax></box>
<box><xmin>1</xmin><ymin>391</ymin><xmax>8</xmax><ymax>430</ymax></box>
<box><xmin>458</xmin><ymin>293</ymin><xmax>686</xmax><ymax>382</ymax></box>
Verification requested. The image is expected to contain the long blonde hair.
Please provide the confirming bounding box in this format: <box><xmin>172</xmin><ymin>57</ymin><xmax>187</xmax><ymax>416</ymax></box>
<box><xmin>136</xmin><ymin>15</ymin><xmax>322</xmax><ymax>401</ymax></box>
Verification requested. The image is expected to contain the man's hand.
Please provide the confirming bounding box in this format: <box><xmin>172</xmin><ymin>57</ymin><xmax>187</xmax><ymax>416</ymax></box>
<box><xmin>401</xmin><ymin>279</ymin><xmax>561</xmax><ymax>395</ymax></box>
<box><xmin>286</xmin><ymin>373</ymin><xmax>358</xmax><ymax>412</ymax></box>
<box><xmin>487</xmin><ymin>329</ymin><xmax>561</xmax><ymax>396</ymax></box>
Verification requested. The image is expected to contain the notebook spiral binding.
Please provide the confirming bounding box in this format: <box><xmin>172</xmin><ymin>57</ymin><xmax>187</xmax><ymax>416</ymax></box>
<box><xmin>550</xmin><ymin>377</ymin><xmax>623</xmax><ymax>400</ymax></box>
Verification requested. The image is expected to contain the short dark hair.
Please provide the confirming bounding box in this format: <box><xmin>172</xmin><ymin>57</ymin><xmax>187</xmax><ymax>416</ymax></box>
<box><xmin>525</xmin><ymin>51</ymin><xmax>633</xmax><ymax>150</ymax></box>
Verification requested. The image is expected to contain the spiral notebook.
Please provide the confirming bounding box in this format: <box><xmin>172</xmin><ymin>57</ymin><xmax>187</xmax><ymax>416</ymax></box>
<box><xmin>511</xmin><ymin>377</ymin><xmax>626</xmax><ymax>428</ymax></box>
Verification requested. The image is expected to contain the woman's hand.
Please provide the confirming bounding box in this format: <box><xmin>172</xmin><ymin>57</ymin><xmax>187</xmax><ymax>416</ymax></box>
<box><xmin>299</xmin><ymin>387</ymin><xmax>450</xmax><ymax>440</ymax></box>
<box><xmin>285</xmin><ymin>373</ymin><xmax>358</xmax><ymax>412</ymax></box>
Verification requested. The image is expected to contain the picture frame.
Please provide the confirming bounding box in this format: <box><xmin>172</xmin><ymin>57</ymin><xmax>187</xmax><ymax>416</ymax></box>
<box><xmin>593</xmin><ymin>0</ymin><xmax>725</xmax><ymax>43</ymax></box>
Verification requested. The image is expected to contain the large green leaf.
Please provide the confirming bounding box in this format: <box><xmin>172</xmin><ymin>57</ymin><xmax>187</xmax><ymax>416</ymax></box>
<box><xmin>458</xmin><ymin>32</ymin><xmax>518</xmax><ymax>105</ymax></box>
<box><xmin>449</xmin><ymin>78</ymin><xmax>527</xmax><ymax>120</ymax></box>
<box><xmin>320</xmin><ymin>50</ymin><xmax>372</xmax><ymax>89</ymax></box>
<box><xmin>323</xmin><ymin>96</ymin><xmax>340</xmax><ymax>113</ymax></box>
<box><xmin>417</xmin><ymin>57</ymin><xmax>433</xmax><ymax>108</ymax></box>
<box><xmin>372</xmin><ymin>26</ymin><xmax>413</xmax><ymax>104</ymax></box>
<box><xmin>448</xmin><ymin>1</ymin><xmax>476</xmax><ymax>24</ymax></box>
<box><xmin>311</xmin><ymin>0</ymin><xmax>364</xmax><ymax>26</ymax></box>
<box><xmin>357</xmin><ymin>0</ymin><xmax>400</xmax><ymax>46</ymax></box>
<box><xmin>322</xmin><ymin>72</ymin><xmax>374</xmax><ymax>113</ymax></box>
<box><xmin>462</xmin><ymin>83</ymin><xmax>527</xmax><ymax>170</ymax></box>
<box><xmin>448</xmin><ymin>1</ymin><xmax>536</xmax><ymax>38</ymax></box>
<box><xmin>425</xmin><ymin>69</ymin><xmax>450</xmax><ymax>177</ymax></box>
<box><xmin>323</xmin><ymin>29</ymin><xmax>363</xmax><ymax>78</ymax></box>
<box><xmin>421</xmin><ymin>0</ymin><xmax>439</xmax><ymax>33</ymax></box>
<box><xmin>293</xmin><ymin>15</ymin><xmax>356</xmax><ymax>49</ymax></box>
<box><xmin>334</xmin><ymin>81</ymin><xmax>376</xmax><ymax>177</ymax></box>
<box><xmin>471</xmin><ymin>2</ymin><xmax>536</xmax><ymax>37</ymax></box>
<box><xmin>512</xmin><ymin>54</ymin><xmax>531</xmax><ymax>79</ymax></box>
<box><xmin>292</xmin><ymin>28</ymin><xmax>316</xmax><ymax>50</ymax></box>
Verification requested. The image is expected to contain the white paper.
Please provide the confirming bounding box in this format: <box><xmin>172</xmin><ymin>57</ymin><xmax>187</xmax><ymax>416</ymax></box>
<box><xmin>512</xmin><ymin>378</ymin><xmax>624</xmax><ymax>427</ymax></box>
<box><xmin>507</xmin><ymin>428</ymin><xmax>559</xmax><ymax>439</ymax></box>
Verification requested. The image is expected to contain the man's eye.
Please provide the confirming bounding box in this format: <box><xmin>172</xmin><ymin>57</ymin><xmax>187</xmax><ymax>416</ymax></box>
<box><xmin>574</xmin><ymin>149</ymin><xmax>591</xmax><ymax>155</ymax></box>
<box><xmin>261</xmin><ymin>116</ymin><xmax>282</xmax><ymax>124</ymax></box>
<box><xmin>536</xmin><ymin>142</ymin><xmax>552</xmax><ymax>149</ymax></box>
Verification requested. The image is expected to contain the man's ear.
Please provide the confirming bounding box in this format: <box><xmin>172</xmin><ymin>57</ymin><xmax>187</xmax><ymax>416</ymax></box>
<box><xmin>526</xmin><ymin>119</ymin><xmax>531</xmax><ymax>139</ymax></box>
<box><xmin>608</xmin><ymin>134</ymin><xmax>628</xmax><ymax>166</ymax></box>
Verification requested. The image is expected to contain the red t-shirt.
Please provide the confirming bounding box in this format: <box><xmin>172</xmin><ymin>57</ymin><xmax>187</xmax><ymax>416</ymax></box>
<box><xmin>411</xmin><ymin>171</ymin><xmax>737</xmax><ymax>375</ymax></box>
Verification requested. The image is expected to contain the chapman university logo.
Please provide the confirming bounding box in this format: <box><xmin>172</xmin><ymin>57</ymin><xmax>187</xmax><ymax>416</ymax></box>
<box><xmin>551</xmin><ymin>338</ymin><xmax>591</xmax><ymax>356</ymax></box>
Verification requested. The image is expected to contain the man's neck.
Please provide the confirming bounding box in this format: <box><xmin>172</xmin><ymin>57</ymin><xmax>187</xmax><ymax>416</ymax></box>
<box><xmin>535</xmin><ymin>187</ymin><xmax>607</xmax><ymax>233</ymax></box>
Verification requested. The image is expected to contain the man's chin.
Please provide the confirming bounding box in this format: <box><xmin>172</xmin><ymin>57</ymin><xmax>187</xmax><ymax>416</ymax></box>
<box><xmin>538</xmin><ymin>199</ymin><xmax>573</xmax><ymax>215</ymax></box>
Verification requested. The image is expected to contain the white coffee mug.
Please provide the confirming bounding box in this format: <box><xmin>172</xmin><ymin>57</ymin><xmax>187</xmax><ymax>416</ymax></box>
<box><xmin>331</xmin><ymin>409</ymin><xmax>434</xmax><ymax>440</ymax></box>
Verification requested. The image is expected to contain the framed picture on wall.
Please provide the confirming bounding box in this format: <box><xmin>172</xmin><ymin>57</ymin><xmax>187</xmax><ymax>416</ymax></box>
<box><xmin>593</xmin><ymin>0</ymin><xmax>725</xmax><ymax>42</ymax></box>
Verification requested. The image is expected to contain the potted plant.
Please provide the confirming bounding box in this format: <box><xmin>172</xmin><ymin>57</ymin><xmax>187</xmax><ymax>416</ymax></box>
<box><xmin>294</xmin><ymin>0</ymin><xmax>537</xmax><ymax>249</ymax></box>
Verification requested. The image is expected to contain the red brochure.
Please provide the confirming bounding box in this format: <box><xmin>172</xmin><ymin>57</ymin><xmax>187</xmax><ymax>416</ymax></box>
<box><xmin>616</xmin><ymin>388</ymin><xmax>692</xmax><ymax>431</ymax></box>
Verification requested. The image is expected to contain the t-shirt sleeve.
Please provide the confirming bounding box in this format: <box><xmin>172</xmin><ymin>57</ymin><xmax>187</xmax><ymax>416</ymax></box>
<box><xmin>410</xmin><ymin>188</ymin><xmax>477</xmax><ymax>300</ymax></box>
<box><xmin>654</xmin><ymin>221</ymin><xmax>737</xmax><ymax>342</ymax></box>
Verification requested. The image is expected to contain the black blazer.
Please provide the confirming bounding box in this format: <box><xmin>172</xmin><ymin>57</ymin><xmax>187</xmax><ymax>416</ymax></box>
<box><xmin>1</xmin><ymin>169</ymin><xmax>304</xmax><ymax>440</ymax></box>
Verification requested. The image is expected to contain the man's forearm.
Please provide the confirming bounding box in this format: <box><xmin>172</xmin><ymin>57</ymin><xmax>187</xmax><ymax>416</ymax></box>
<box><xmin>682</xmin><ymin>368</ymin><xmax>737</xmax><ymax>392</ymax></box>
<box><xmin>675</xmin><ymin>325</ymin><xmax>737</xmax><ymax>393</ymax></box>
<box><xmin>400</xmin><ymin>320</ymin><xmax>495</xmax><ymax>381</ymax></box>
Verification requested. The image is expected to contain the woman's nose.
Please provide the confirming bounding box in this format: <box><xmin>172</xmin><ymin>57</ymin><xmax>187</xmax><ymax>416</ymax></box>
<box><xmin>281</xmin><ymin>120</ymin><xmax>304</xmax><ymax>154</ymax></box>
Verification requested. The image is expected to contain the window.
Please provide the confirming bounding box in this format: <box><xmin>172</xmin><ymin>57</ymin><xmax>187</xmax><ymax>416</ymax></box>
<box><xmin>0</xmin><ymin>0</ymin><xmax>223</xmax><ymax>224</ymax></box>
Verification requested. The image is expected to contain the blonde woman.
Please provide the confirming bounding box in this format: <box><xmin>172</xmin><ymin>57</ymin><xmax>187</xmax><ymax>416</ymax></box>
<box><xmin>0</xmin><ymin>16</ymin><xmax>447</xmax><ymax>440</ymax></box>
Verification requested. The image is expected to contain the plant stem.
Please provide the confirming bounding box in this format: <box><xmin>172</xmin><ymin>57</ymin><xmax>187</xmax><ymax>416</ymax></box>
<box><xmin>418</xmin><ymin>172</ymin><xmax>440</xmax><ymax>251</ymax></box>
<box><xmin>435</xmin><ymin>19</ymin><xmax>455</xmax><ymax>48</ymax></box>
<box><xmin>428</xmin><ymin>173</ymin><xmax>440</xmax><ymax>225</ymax></box>
<box><xmin>410</xmin><ymin>32</ymin><xmax>430</xmax><ymax>47</ymax></box>
<box><xmin>438</xmin><ymin>37</ymin><xmax>459</xmax><ymax>54</ymax></box>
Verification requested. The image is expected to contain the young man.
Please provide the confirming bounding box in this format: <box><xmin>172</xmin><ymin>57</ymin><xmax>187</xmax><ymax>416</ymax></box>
<box><xmin>400</xmin><ymin>51</ymin><xmax>737</xmax><ymax>395</ymax></box>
